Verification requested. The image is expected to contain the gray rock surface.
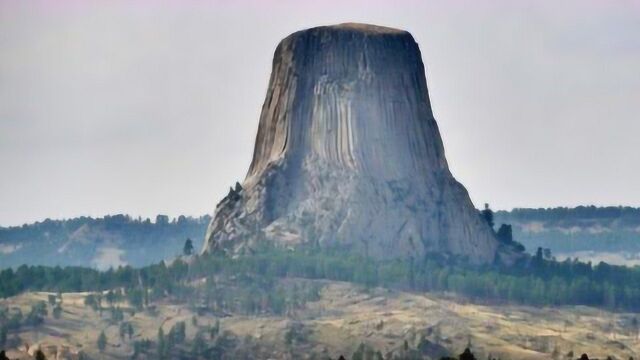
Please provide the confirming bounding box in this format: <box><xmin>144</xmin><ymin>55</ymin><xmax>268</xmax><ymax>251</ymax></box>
<box><xmin>203</xmin><ymin>23</ymin><xmax>504</xmax><ymax>264</ymax></box>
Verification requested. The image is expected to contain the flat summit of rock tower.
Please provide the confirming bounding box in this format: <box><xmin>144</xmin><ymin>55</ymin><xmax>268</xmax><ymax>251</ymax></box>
<box><xmin>203</xmin><ymin>23</ymin><xmax>505</xmax><ymax>264</ymax></box>
<box><xmin>331</xmin><ymin>22</ymin><xmax>407</xmax><ymax>34</ymax></box>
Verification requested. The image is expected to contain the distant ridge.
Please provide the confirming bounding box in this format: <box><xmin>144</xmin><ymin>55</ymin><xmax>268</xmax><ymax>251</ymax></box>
<box><xmin>0</xmin><ymin>215</ymin><xmax>209</xmax><ymax>269</ymax></box>
<box><xmin>1</xmin><ymin>206</ymin><xmax>638</xmax><ymax>268</ymax></box>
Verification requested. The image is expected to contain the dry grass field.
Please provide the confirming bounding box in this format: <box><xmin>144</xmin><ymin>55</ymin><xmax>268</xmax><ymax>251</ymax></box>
<box><xmin>2</xmin><ymin>281</ymin><xmax>639</xmax><ymax>359</ymax></box>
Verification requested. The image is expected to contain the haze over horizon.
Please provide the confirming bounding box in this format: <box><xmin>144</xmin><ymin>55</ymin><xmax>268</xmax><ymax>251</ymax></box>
<box><xmin>1</xmin><ymin>0</ymin><xmax>639</xmax><ymax>226</ymax></box>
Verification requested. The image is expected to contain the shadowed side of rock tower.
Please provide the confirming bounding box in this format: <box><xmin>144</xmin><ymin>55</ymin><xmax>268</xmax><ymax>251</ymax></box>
<box><xmin>203</xmin><ymin>23</ymin><xmax>507</xmax><ymax>264</ymax></box>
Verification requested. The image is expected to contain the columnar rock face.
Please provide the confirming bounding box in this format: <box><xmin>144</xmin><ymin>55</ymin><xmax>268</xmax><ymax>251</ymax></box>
<box><xmin>203</xmin><ymin>23</ymin><xmax>502</xmax><ymax>263</ymax></box>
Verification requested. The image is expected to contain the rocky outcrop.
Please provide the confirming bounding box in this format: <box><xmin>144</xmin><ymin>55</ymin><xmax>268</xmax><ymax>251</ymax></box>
<box><xmin>203</xmin><ymin>23</ymin><xmax>505</xmax><ymax>264</ymax></box>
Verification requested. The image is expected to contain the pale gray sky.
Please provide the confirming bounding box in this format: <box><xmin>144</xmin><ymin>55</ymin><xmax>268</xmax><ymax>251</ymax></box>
<box><xmin>1</xmin><ymin>0</ymin><xmax>639</xmax><ymax>226</ymax></box>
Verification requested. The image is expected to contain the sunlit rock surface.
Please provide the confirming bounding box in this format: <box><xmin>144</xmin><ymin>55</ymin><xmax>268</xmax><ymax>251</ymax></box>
<box><xmin>203</xmin><ymin>23</ymin><xmax>502</xmax><ymax>263</ymax></box>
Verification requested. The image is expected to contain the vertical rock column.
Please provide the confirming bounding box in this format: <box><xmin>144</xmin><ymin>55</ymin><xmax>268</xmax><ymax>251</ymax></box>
<box><xmin>203</xmin><ymin>23</ymin><xmax>501</xmax><ymax>264</ymax></box>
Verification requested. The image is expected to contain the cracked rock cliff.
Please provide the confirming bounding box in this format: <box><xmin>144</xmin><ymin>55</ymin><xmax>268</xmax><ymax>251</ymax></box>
<box><xmin>202</xmin><ymin>23</ymin><xmax>505</xmax><ymax>264</ymax></box>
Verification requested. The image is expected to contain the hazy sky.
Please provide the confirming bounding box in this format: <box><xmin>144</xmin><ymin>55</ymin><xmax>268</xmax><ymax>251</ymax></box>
<box><xmin>1</xmin><ymin>0</ymin><xmax>639</xmax><ymax>226</ymax></box>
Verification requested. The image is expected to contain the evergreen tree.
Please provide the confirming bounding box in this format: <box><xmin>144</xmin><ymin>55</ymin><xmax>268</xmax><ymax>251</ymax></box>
<box><xmin>110</xmin><ymin>306</ymin><xmax>124</xmax><ymax>322</ymax></box>
<box><xmin>25</xmin><ymin>302</ymin><xmax>46</xmax><ymax>326</ymax></box>
<box><xmin>144</xmin><ymin>287</ymin><xmax>150</xmax><ymax>308</ymax></box>
<box><xmin>132</xmin><ymin>339</ymin><xmax>152</xmax><ymax>359</ymax></box>
<box><xmin>169</xmin><ymin>321</ymin><xmax>186</xmax><ymax>344</ymax></box>
<box><xmin>35</xmin><ymin>350</ymin><xmax>47</xmax><ymax>360</ymax></box>
<box><xmin>183</xmin><ymin>238</ymin><xmax>194</xmax><ymax>256</ymax></box>
<box><xmin>84</xmin><ymin>294</ymin><xmax>98</xmax><ymax>311</ymax></box>
<box><xmin>0</xmin><ymin>325</ymin><xmax>6</xmax><ymax>348</ymax></box>
<box><xmin>97</xmin><ymin>330</ymin><xmax>107</xmax><ymax>352</ymax></box>
<box><xmin>105</xmin><ymin>290</ymin><xmax>115</xmax><ymax>306</ymax></box>
<box><xmin>0</xmin><ymin>350</ymin><xmax>9</xmax><ymax>360</ymax></box>
<box><xmin>209</xmin><ymin>319</ymin><xmax>220</xmax><ymax>339</ymax></box>
<box><xmin>496</xmin><ymin>224</ymin><xmax>513</xmax><ymax>244</ymax></box>
<box><xmin>157</xmin><ymin>327</ymin><xmax>166</xmax><ymax>359</ymax></box>
<box><xmin>459</xmin><ymin>348</ymin><xmax>477</xmax><ymax>360</ymax></box>
<box><xmin>34</xmin><ymin>301</ymin><xmax>47</xmax><ymax>317</ymax></box>
<box><xmin>351</xmin><ymin>343</ymin><xmax>366</xmax><ymax>360</ymax></box>
<box><xmin>531</xmin><ymin>247</ymin><xmax>545</xmax><ymax>271</ymax></box>
<box><xmin>191</xmin><ymin>331</ymin><xmax>207</xmax><ymax>357</ymax></box>
<box><xmin>119</xmin><ymin>322</ymin><xmax>128</xmax><ymax>341</ymax></box>
<box><xmin>127</xmin><ymin>288</ymin><xmax>144</xmax><ymax>310</ymax></box>
<box><xmin>481</xmin><ymin>204</ymin><xmax>494</xmax><ymax>230</ymax></box>
<box><xmin>52</xmin><ymin>304</ymin><xmax>62</xmax><ymax>319</ymax></box>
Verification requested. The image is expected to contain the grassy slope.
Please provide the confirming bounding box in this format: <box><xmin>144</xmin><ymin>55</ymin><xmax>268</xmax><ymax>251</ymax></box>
<box><xmin>2</xmin><ymin>280</ymin><xmax>638</xmax><ymax>360</ymax></box>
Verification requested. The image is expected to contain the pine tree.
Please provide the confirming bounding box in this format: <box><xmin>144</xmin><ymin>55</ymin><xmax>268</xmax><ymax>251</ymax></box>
<box><xmin>351</xmin><ymin>343</ymin><xmax>366</xmax><ymax>360</ymax></box>
<box><xmin>481</xmin><ymin>203</ymin><xmax>494</xmax><ymax>230</ymax></box>
<box><xmin>119</xmin><ymin>322</ymin><xmax>127</xmax><ymax>341</ymax></box>
<box><xmin>0</xmin><ymin>325</ymin><xmax>6</xmax><ymax>348</ymax></box>
<box><xmin>533</xmin><ymin>247</ymin><xmax>544</xmax><ymax>269</ymax></box>
<box><xmin>191</xmin><ymin>331</ymin><xmax>206</xmax><ymax>357</ymax></box>
<box><xmin>52</xmin><ymin>304</ymin><xmax>62</xmax><ymax>319</ymax></box>
<box><xmin>169</xmin><ymin>321</ymin><xmax>186</xmax><ymax>344</ymax></box>
<box><xmin>183</xmin><ymin>238</ymin><xmax>194</xmax><ymax>256</ymax></box>
<box><xmin>496</xmin><ymin>224</ymin><xmax>513</xmax><ymax>243</ymax></box>
<box><xmin>35</xmin><ymin>350</ymin><xmax>47</xmax><ymax>360</ymax></box>
<box><xmin>157</xmin><ymin>327</ymin><xmax>166</xmax><ymax>359</ymax></box>
<box><xmin>209</xmin><ymin>319</ymin><xmax>220</xmax><ymax>339</ymax></box>
<box><xmin>459</xmin><ymin>348</ymin><xmax>477</xmax><ymax>360</ymax></box>
<box><xmin>97</xmin><ymin>330</ymin><xmax>107</xmax><ymax>352</ymax></box>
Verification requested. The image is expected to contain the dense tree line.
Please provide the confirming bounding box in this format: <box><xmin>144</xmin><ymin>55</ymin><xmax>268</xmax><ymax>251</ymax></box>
<box><xmin>3</xmin><ymin>244</ymin><xmax>640</xmax><ymax>311</ymax></box>
<box><xmin>495</xmin><ymin>206</ymin><xmax>640</xmax><ymax>226</ymax></box>
<box><xmin>3</xmin><ymin>246</ymin><xmax>637</xmax><ymax>359</ymax></box>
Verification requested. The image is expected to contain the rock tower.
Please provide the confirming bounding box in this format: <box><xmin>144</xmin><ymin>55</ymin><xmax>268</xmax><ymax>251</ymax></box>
<box><xmin>203</xmin><ymin>23</ymin><xmax>503</xmax><ymax>264</ymax></box>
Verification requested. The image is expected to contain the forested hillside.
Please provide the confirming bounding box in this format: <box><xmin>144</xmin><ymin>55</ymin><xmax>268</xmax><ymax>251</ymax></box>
<box><xmin>495</xmin><ymin>206</ymin><xmax>640</xmax><ymax>264</ymax></box>
<box><xmin>0</xmin><ymin>215</ymin><xmax>209</xmax><ymax>269</ymax></box>
<box><xmin>1</xmin><ymin>206</ymin><xmax>638</xmax><ymax>270</ymax></box>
